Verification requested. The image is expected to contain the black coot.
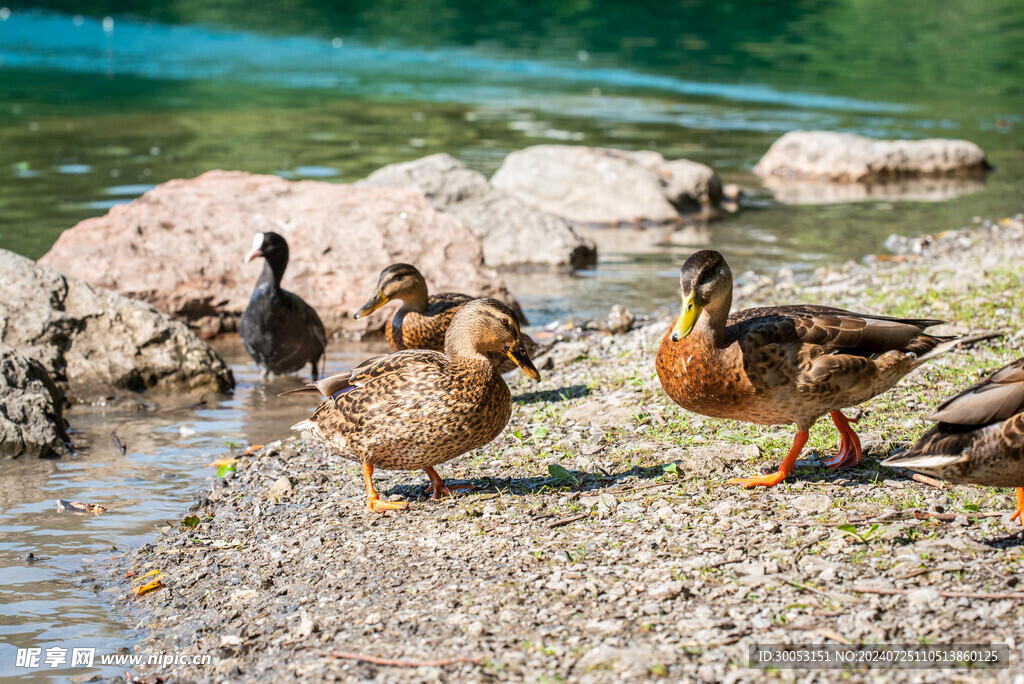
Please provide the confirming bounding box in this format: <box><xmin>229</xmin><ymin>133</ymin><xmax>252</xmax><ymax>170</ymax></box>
<box><xmin>239</xmin><ymin>232</ymin><xmax>327</xmax><ymax>380</ymax></box>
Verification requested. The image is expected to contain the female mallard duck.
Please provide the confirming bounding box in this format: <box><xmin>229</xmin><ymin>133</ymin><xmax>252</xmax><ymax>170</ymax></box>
<box><xmin>239</xmin><ymin>231</ymin><xmax>326</xmax><ymax>380</ymax></box>
<box><xmin>354</xmin><ymin>263</ymin><xmax>471</xmax><ymax>351</ymax></box>
<box><xmin>882</xmin><ymin>358</ymin><xmax>1024</xmax><ymax>525</ymax></box>
<box><xmin>656</xmin><ymin>250</ymin><xmax>960</xmax><ymax>488</ymax></box>
<box><xmin>354</xmin><ymin>263</ymin><xmax>536</xmax><ymax>372</ymax></box>
<box><xmin>289</xmin><ymin>298</ymin><xmax>540</xmax><ymax>512</ymax></box>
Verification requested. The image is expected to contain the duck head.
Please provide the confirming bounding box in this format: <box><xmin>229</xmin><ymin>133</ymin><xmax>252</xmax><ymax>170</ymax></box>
<box><xmin>354</xmin><ymin>263</ymin><xmax>429</xmax><ymax>319</ymax></box>
<box><xmin>446</xmin><ymin>298</ymin><xmax>540</xmax><ymax>381</ymax></box>
<box><xmin>670</xmin><ymin>249</ymin><xmax>733</xmax><ymax>342</ymax></box>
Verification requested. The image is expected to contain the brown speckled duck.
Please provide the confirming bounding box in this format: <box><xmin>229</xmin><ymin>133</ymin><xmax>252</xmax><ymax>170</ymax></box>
<box><xmin>883</xmin><ymin>358</ymin><xmax>1024</xmax><ymax>525</ymax></box>
<box><xmin>656</xmin><ymin>250</ymin><xmax>960</xmax><ymax>489</ymax></box>
<box><xmin>354</xmin><ymin>263</ymin><xmax>537</xmax><ymax>372</ymax></box>
<box><xmin>354</xmin><ymin>263</ymin><xmax>472</xmax><ymax>351</ymax></box>
<box><xmin>289</xmin><ymin>298</ymin><xmax>540</xmax><ymax>512</ymax></box>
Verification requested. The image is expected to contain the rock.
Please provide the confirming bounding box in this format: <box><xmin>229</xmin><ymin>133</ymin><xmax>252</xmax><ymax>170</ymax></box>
<box><xmin>648</xmin><ymin>580</ymin><xmax>685</xmax><ymax>601</ymax></box>
<box><xmin>753</xmin><ymin>131</ymin><xmax>989</xmax><ymax>183</ymax></box>
<box><xmin>0</xmin><ymin>346</ymin><xmax>72</xmax><ymax>458</ymax></box>
<box><xmin>0</xmin><ymin>250</ymin><xmax>233</xmax><ymax>398</ymax></box>
<box><xmin>606</xmin><ymin>305</ymin><xmax>635</xmax><ymax>334</ymax></box>
<box><xmin>265</xmin><ymin>476</ymin><xmax>295</xmax><ymax>503</ymax></box>
<box><xmin>491</xmin><ymin>145</ymin><xmax>722</xmax><ymax>227</ymax></box>
<box><xmin>790</xmin><ymin>494</ymin><xmax>831</xmax><ymax>513</ymax></box>
<box><xmin>576</xmin><ymin>644</ymin><xmax>673</xmax><ymax>677</ymax></box>
<box><xmin>759</xmin><ymin>175</ymin><xmax>985</xmax><ymax>205</ymax></box>
<box><xmin>561</xmin><ymin>400</ymin><xmax>635</xmax><ymax>428</ymax></box>
<box><xmin>39</xmin><ymin>171</ymin><xmax>517</xmax><ymax>335</ymax></box>
<box><xmin>358</xmin><ymin>153</ymin><xmax>596</xmax><ymax>270</ymax></box>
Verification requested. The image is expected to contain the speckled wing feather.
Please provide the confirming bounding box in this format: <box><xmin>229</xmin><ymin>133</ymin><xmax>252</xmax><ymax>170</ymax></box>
<box><xmin>928</xmin><ymin>359</ymin><xmax>1024</xmax><ymax>425</ymax></box>
<box><xmin>883</xmin><ymin>358</ymin><xmax>1024</xmax><ymax>485</ymax></box>
<box><xmin>726</xmin><ymin>305</ymin><xmax>948</xmax><ymax>393</ymax></box>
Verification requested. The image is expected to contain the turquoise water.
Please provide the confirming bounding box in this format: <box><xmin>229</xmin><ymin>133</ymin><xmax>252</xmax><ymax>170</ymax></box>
<box><xmin>0</xmin><ymin>3</ymin><xmax>1023</xmax><ymax>680</ymax></box>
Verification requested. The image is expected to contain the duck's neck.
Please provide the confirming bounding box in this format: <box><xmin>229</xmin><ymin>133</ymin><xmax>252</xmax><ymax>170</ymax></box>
<box><xmin>700</xmin><ymin>292</ymin><xmax>732</xmax><ymax>348</ymax></box>
<box><xmin>259</xmin><ymin>254</ymin><xmax>287</xmax><ymax>290</ymax></box>
<box><xmin>397</xmin><ymin>284</ymin><xmax>429</xmax><ymax>314</ymax></box>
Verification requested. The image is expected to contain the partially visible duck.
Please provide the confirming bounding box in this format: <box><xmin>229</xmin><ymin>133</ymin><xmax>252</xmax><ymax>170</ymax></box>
<box><xmin>239</xmin><ymin>231</ymin><xmax>326</xmax><ymax>380</ymax></box>
<box><xmin>883</xmin><ymin>358</ymin><xmax>1024</xmax><ymax>526</ymax></box>
<box><xmin>354</xmin><ymin>263</ymin><xmax>536</xmax><ymax>372</ymax></box>
<box><xmin>656</xmin><ymin>249</ymin><xmax>961</xmax><ymax>489</ymax></box>
<box><xmin>288</xmin><ymin>298</ymin><xmax>540</xmax><ymax>512</ymax></box>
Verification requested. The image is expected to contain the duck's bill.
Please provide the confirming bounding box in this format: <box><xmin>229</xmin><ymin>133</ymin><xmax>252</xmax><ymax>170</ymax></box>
<box><xmin>670</xmin><ymin>291</ymin><xmax>702</xmax><ymax>342</ymax></box>
<box><xmin>353</xmin><ymin>290</ymin><xmax>388</xmax><ymax>319</ymax></box>
<box><xmin>244</xmin><ymin>233</ymin><xmax>264</xmax><ymax>264</ymax></box>
<box><xmin>507</xmin><ymin>343</ymin><xmax>541</xmax><ymax>381</ymax></box>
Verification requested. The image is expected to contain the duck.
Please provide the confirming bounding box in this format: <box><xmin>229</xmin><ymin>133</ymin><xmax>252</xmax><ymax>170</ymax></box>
<box><xmin>239</xmin><ymin>231</ymin><xmax>327</xmax><ymax>381</ymax></box>
<box><xmin>287</xmin><ymin>298</ymin><xmax>540</xmax><ymax>512</ymax></box>
<box><xmin>354</xmin><ymin>263</ymin><xmax>538</xmax><ymax>372</ymax></box>
<box><xmin>882</xmin><ymin>358</ymin><xmax>1024</xmax><ymax>526</ymax></box>
<box><xmin>354</xmin><ymin>263</ymin><xmax>470</xmax><ymax>352</ymax></box>
<box><xmin>656</xmin><ymin>249</ymin><xmax>960</xmax><ymax>488</ymax></box>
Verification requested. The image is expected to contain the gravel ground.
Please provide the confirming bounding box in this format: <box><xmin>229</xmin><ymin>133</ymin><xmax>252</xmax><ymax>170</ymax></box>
<box><xmin>102</xmin><ymin>215</ymin><xmax>1024</xmax><ymax>683</ymax></box>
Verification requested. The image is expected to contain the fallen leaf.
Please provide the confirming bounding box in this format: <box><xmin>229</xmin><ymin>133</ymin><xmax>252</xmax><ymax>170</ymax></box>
<box><xmin>244</xmin><ymin>443</ymin><xmax>264</xmax><ymax>455</ymax></box>
<box><xmin>133</xmin><ymin>579</ymin><xmax>164</xmax><ymax>597</ymax></box>
<box><xmin>207</xmin><ymin>457</ymin><xmax>238</xmax><ymax>468</ymax></box>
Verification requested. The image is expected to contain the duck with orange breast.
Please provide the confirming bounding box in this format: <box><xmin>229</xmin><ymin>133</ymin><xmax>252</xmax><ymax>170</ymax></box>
<box><xmin>656</xmin><ymin>250</ymin><xmax>961</xmax><ymax>488</ymax></box>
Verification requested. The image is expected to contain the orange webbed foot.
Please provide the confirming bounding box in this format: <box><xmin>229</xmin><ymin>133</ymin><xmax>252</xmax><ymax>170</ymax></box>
<box><xmin>1010</xmin><ymin>488</ymin><xmax>1024</xmax><ymax>528</ymax></box>
<box><xmin>730</xmin><ymin>430</ymin><xmax>809</xmax><ymax>490</ymax></box>
<box><xmin>729</xmin><ymin>471</ymin><xmax>789</xmax><ymax>489</ymax></box>
<box><xmin>423</xmin><ymin>466</ymin><xmax>478</xmax><ymax>500</ymax></box>
<box><xmin>366</xmin><ymin>498</ymin><xmax>410</xmax><ymax>513</ymax></box>
<box><xmin>362</xmin><ymin>462</ymin><xmax>408</xmax><ymax>513</ymax></box>
<box><xmin>823</xmin><ymin>411</ymin><xmax>863</xmax><ymax>470</ymax></box>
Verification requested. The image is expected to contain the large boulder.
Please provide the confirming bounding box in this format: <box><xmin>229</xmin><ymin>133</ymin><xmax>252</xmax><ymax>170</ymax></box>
<box><xmin>0</xmin><ymin>250</ymin><xmax>233</xmax><ymax>399</ymax></box>
<box><xmin>490</xmin><ymin>145</ymin><xmax>722</xmax><ymax>228</ymax></box>
<box><xmin>358</xmin><ymin>153</ymin><xmax>597</xmax><ymax>270</ymax></box>
<box><xmin>753</xmin><ymin>131</ymin><xmax>989</xmax><ymax>182</ymax></box>
<box><xmin>39</xmin><ymin>171</ymin><xmax>516</xmax><ymax>335</ymax></box>
<box><xmin>0</xmin><ymin>346</ymin><xmax>72</xmax><ymax>459</ymax></box>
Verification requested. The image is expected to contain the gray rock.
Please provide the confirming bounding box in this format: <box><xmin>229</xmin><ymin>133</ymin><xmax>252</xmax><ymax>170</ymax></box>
<box><xmin>0</xmin><ymin>250</ymin><xmax>233</xmax><ymax>398</ymax></box>
<box><xmin>561</xmin><ymin>400</ymin><xmax>636</xmax><ymax>428</ymax></box>
<box><xmin>606</xmin><ymin>305</ymin><xmax>635</xmax><ymax>334</ymax></box>
<box><xmin>576</xmin><ymin>644</ymin><xmax>673</xmax><ymax>676</ymax></box>
<box><xmin>0</xmin><ymin>346</ymin><xmax>71</xmax><ymax>458</ymax></box>
<box><xmin>754</xmin><ymin>131</ymin><xmax>988</xmax><ymax>182</ymax></box>
<box><xmin>359</xmin><ymin>153</ymin><xmax>596</xmax><ymax>270</ymax></box>
<box><xmin>38</xmin><ymin>171</ymin><xmax>517</xmax><ymax>336</ymax></box>
<box><xmin>491</xmin><ymin>145</ymin><xmax>722</xmax><ymax>227</ymax></box>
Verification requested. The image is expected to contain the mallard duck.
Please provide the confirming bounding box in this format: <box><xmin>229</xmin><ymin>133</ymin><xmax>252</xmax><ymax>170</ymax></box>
<box><xmin>656</xmin><ymin>250</ymin><xmax>960</xmax><ymax>488</ymax></box>
<box><xmin>288</xmin><ymin>298</ymin><xmax>540</xmax><ymax>512</ymax></box>
<box><xmin>354</xmin><ymin>263</ymin><xmax>470</xmax><ymax>351</ymax></box>
<box><xmin>239</xmin><ymin>231</ymin><xmax>326</xmax><ymax>380</ymax></box>
<box><xmin>882</xmin><ymin>358</ymin><xmax>1024</xmax><ymax>525</ymax></box>
<box><xmin>354</xmin><ymin>263</ymin><xmax>537</xmax><ymax>372</ymax></box>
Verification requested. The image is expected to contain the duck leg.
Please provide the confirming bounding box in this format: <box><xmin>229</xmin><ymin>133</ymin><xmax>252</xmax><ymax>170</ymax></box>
<box><xmin>1010</xmin><ymin>488</ymin><xmax>1024</xmax><ymax>529</ymax></box>
<box><xmin>423</xmin><ymin>466</ymin><xmax>478</xmax><ymax>500</ymax></box>
<box><xmin>362</xmin><ymin>463</ymin><xmax>408</xmax><ymax>513</ymax></box>
<box><xmin>729</xmin><ymin>431</ymin><xmax>809</xmax><ymax>489</ymax></box>
<box><xmin>822</xmin><ymin>411</ymin><xmax>863</xmax><ymax>470</ymax></box>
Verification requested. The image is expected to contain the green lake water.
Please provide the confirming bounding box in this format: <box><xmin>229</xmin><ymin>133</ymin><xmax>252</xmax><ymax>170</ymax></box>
<box><xmin>0</xmin><ymin>1</ymin><xmax>1023</xmax><ymax>680</ymax></box>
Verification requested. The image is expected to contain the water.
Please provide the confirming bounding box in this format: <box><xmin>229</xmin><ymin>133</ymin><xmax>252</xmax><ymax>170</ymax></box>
<box><xmin>1</xmin><ymin>2</ymin><xmax>1023</xmax><ymax>680</ymax></box>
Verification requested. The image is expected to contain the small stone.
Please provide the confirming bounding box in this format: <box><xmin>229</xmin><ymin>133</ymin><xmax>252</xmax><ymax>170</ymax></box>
<box><xmin>648</xmin><ymin>580</ymin><xmax>685</xmax><ymax>601</ymax></box>
<box><xmin>265</xmin><ymin>476</ymin><xmax>294</xmax><ymax>503</ymax></box>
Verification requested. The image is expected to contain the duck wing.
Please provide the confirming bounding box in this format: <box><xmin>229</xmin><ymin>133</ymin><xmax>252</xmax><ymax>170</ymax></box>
<box><xmin>927</xmin><ymin>358</ymin><xmax>1024</xmax><ymax>426</ymax></box>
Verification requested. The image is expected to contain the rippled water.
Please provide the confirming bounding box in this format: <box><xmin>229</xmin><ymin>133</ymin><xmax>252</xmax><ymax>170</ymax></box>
<box><xmin>1</xmin><ymin>2</ymin><xmax>1023</xmax><ymax>680</ymax></box>
<box><xmin>0</xmin><ymin>338</ymin><xmax>388</xmax><ymax>682</ymax></box>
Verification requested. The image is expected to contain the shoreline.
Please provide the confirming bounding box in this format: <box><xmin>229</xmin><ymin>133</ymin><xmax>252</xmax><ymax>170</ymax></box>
<box><xmin>104</xmin><ymin>213</ymin><xmax>1024</xmax><ymax>683</ymax></box>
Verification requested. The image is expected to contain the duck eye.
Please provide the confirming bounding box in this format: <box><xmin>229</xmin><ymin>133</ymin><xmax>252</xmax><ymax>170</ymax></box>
<box><xmin>500</xmin><ymin>318</ymin><xmax>510</xmax><ymax>328</ymax></box>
